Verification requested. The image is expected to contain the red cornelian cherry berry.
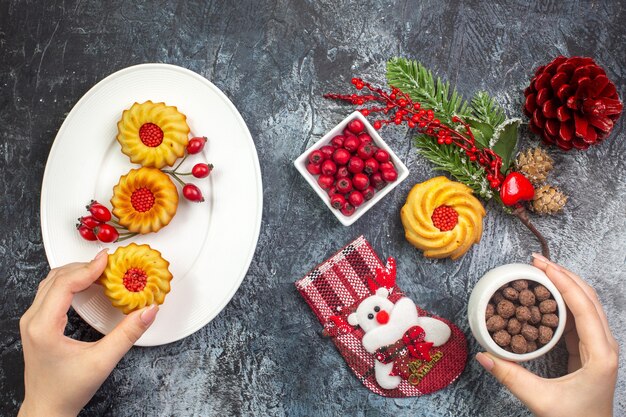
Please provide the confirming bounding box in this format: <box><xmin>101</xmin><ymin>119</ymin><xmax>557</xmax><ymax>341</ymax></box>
<box><xmin>370</xmin><ymin>172</ymin><xmax>385</xmax><ymax>190</ymax></box>
<box><xmin>317</xmin><ymin>174</ymin><xmax>334</xmax><ymax>190</ymax></box>
<box><xmin>343</xmin><ymin>136</ymin><xmax>360</xmax><ymax>153</ymax></box>
<box><xmin>379</xmin><ymin>161</ymin><xmax>394</xmax><ymax>172</ymax></box>
<box><xmin>319</xmin><ymin>145</ymin><xmax>335</xmax><ymax>160</ymax></box>
<box><xmin>321</xmin><ymin>159</ymin><xmax>337</xmax><ymax>176</ymax></box>
<box><xmin>431</xmin><ymin>205</ymin><xmax>459</xmax><ymax>231</ymax></box>
<box><xmin>330</xmin><ymin>194</ymin><xmax>346</xmax><ymax>210</ymax></box>
<box><xmin>327</xmin><ymin>186</ymin><xmax>339</xmax><ymax>198</ymax></box>
<box><xmin>363</xmin><ymin>186</ymin><xmax>375</xmax><ymax>201</ymax></box>
<box><xmin>347</xmin><ymin>119</ymin><xmax>365</xmax><ymax>134</ymax></box>
<box><xmin>358</xmin><ymin>133</ymin><xmax>372</xmax><ymax>144</ymax></box>
<box><xmin>123</xmin><ymin>267</ymin><xmax>148</xmax><ymax>292</ymax></box>
<box><xmin>330</xmin><ymin>135</ymin><xmax>345</xmax><ymax>148</ymax></box>
<box><xmin>192</xmin><ymin>163</ymin><xmax>213</xmax><ymax>178</ymax></box>
<box><xmin>343</xmin><ymin>127</ymin><xmax>357</xmax><ymax>138</ymax></box>
<box><xmin>336</xmin><ymin>177</ymin><xmax>353</xmax><ymax>194</ymax></box>
<box><xmin>187</xmin><ymin>137</ymin><xmax>208</xmax><ymax>154</ymax></box>
<box><xmin>77</xmin><ymin>225</ymin><xmax>97</xmax><ymax>241</ymax></box>
<box><xmin>348</xmin><ymin>190</ymin><xmax>365</xmax><ymax>207</ymax></box>
<box><xmin>332</xmin><ymin>148</ymin><xmax>351</xmax><ymax>165</ymax></box>
<box><xmin>352</xmin><ymin>173</ymin><xmax>370</xmax><ymax>191</ymax></box>
<box><xmin>308</xmin><ymin>149</ymin><xmax>324</xmax><ymax>165</ymax></box>
<box><xmin>347</xmin><ymin>156</ymin><xmax>364</xmax><ymax>174</ymax></box>
<box><xmin>374</xmin><ymin>149</ymin><xmax>390</xmax><ymax>163</ymax></box>
<box><xmin>357</xmin><ymin>143</ymin><xmax>374</xmax><ymax>159</ymax></box>
<box><xmin>336</xmin><ymin>166</ymin><xmax>349</xmax><ymax>178</ymax></box>
<box><xmin>138</xmin><ymin>123</ymin><xmax>164</xmax><ymax>147</ymax></box>
<box><xmin>341</xmin><ymin>203</ymin><xmax>356</xmax><ymax>216</ymax></box>
<box><xmin>87</xmin><ymin>201</ymin><xmax>112</xmax><ymax>222</ymax></box>
<box><xmin>131</xmin><ymin>188</ymin><xmax>156</xmax><ymax>212</ymax></box>
<box><xmin>306</xmin><ymin>162</ymin><xmax>322</xmax><ymax>175</ymax></box>
<box><xmin>381</xmin><ymin>168</ymin><xmax>398</xmax><ymax>182</ymax></box>
<box><xmin>79</xmin><ymin>215</ymin><xmax>101</xmax><ymax>229</ymax></box>
<box><xmin>183</xmin><ymin>184</ymin><xmax>205</xmax><ymax>202</ymax></box>
<box><xmin>94</xmin><ymin>224</ymin><xmax>119</xmax><ymax>243</ymax></box>
<box><xmin>364</xmin><ymin>158</ymin><xmax>379</xmax><ymax>175</ymax></box>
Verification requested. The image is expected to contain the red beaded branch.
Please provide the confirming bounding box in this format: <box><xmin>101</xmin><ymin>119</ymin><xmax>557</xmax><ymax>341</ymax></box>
<box><xmin>324</xmin><ymin>78</ymin><xmax>505</xmax><ymax>189</ymax></box>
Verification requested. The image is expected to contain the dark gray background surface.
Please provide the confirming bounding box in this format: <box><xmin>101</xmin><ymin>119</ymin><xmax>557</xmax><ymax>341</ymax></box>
<box><xmin>1</xmin><ymin>0</ymin><xmax>624</xmax><ymax>416</ymax></box>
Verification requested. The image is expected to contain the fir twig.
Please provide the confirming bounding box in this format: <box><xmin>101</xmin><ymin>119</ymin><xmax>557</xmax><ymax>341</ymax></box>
<box><xmin>470</xmin><ymin>91</ymin><xmax>506</xmax><ymax>128</ymax></box>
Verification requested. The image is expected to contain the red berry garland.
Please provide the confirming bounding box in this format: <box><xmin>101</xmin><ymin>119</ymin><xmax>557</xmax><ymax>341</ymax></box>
<box><xmin>325</xmin><ymin>78</ymin><xmax>506</xmax><ymax>190</ymax></box>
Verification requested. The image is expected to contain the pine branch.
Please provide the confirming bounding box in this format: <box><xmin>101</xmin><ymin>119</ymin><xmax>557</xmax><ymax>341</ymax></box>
<box><xmin>470</xmin><ymin>91</ymin><xmax>506</xmax><ymax>128</ymax></box>
<box><xmin>386</xmin><ymin>58</ymin><xmax>470</xmax><ymax>125</ymax></box>
<box><xmin>415</xmin><ymin>135</ymin><xmax>494</xmax><ymax>199</ymax></box>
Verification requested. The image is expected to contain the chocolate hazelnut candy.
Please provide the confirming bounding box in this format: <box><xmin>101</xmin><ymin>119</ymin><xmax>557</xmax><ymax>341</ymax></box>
<box><xmin>486</xmin><ymin>303</ymin><xmax>495</xmax><ymax>320</ymax></box>
<box><xmin>502</xmin><ymin>287</ymin><xmax>519</xmax><ymax>301</ymax></box>
<box><xmin>521</xmin><ymin>323</ymin><xmax>539</xmax><ymax>341</ymax></box>
<box><xmin>511</xmin><ymin>334</ymin><xmax>528</xmax><ymax>354</ymax></box>
<box><xmin>515</xmin><ymin>306</ymin><xmax>531</xmax><ymax>322</ymax></box>
<box><xmin>493</xmin><ymin>329</ymin><xmax>511</xmax><ymax>347</ymax></box>
<box><xmin>486</xmin><ymin>315</ymin><xmax>507</xmax><ymax>332</ymax></box>
<box><xmin>541</xmin><ymin>313</ymin><xmax>559</xmax><ymax>328</ymax></box>
<box><xmin>507</xmin><ymin>318</ymin><xmax>522</xmax><ymax>335</ymax></box>
<box><xmin>529</xmin><ymin>306</ymin><xmax>542</xmax><ymax>324</ymax></box>
<box><xmin>511</xmin><ymin>280</ymin><xmax>529</xmax><ymax>291</ymax></box>
<box><xmin>491</xmin><ymin>291</ymin><xmax>505</xmax><ymax>305</ymax></box>
<box><xmin>538</xmin><ymin>325</ymin><xmax>554</xmax><ymax>344</ymax></box>
<box><xmin>526</xmin><ymin>340</ymin><xmax>538</xmax><ymax>352</ymax></box>
<box><xmin>497</xmin><ymin>300</ymin><xmax>516</xmax><ymax>319</ymax></box>
<box><xmin>539</xmin><ymin>299</ymin><xmax>557</xmax><ymax>314</ymax></box>
<box><xmin>518</xmin><ymin>289</ymin><xmax>536</xmax><ymax>306</ymax></box>
<box><xmin>533</xmin><ymin>285</ymin><xmax>551</xmax><ymax>302</ymax></box>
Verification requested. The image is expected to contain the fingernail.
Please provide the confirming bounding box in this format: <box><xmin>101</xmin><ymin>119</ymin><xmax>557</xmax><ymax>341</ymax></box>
<box><xmin>140</xmin><ymin>304</ymin><xmax>159</xmax><ymax>325</ymax></box>
<box><xmin>531</xmin><ymin>253</ymin><xmax>549</xmax><ymax>263</ymax></box>
<box><xmin>476</xmin><ymin>352</ymin><xmax>495</xmax><ymax>372</ymax></box>
<box><xmin>94</xmin><ymin>248</ymin><xmax>109</xmax><ymax>260</ymax></box>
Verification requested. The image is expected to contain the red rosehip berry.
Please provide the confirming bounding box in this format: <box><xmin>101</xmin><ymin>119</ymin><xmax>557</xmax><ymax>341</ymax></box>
<box><xmin>358</xmin><ymin>133</ymin><xmax>372</xmax><ymax>145</ymax></box>
<box><xmin>374</xmin><ymin>149</ymin><xmax>390</xmax><ymax>163</ymax></box>
<box><xmin>332</xmin><ymin>148</ymin><xmax>351</xmax><ymax>165</ymax></box>
<box><xmin>77</xmin><ymin>225</ymin><xmax>97</xmax><ymax>241</ymax></box>
<box><xmin>363</xmin><ymin>158</ymin><xmax>379</xmax><ymax>175</ymax></box>
<box><xmin>87</xmin><ymin>201</ymin><xmax>112</xmax><ymax>222</ymax></box>
<box><xmin>330</xmin><ymin>135</ymin><xmax>345</xmax><ymax>148</ymax></box>
<box><xmin>343</xmin><ymin>136</ymin><xmax>360</xmax><ymax>153</ymax></box>
<box><xmin>317</xmin><ymin>174</ymin><xmax>334</xmax><ymax>190</ymax></box>
<box><xmin>183</xmin><ymin>184</ymin><xmax>205</xmax><ymax>202</ymax></box>
<box><xmin>352</xmin><ymin>173</ymin><xmax>370</xmax><ymax>191</ymax></box>
<box><xmin>78</xmin><ymin>215</ymin><xmax>101</xmax><ymax>229</ymax></box>
<box><xmin>379</xmin><ymin>161</ymin><xmax>394</xmax><ymax>172</ymax></box>
<box><xmin>308</xmin><ymin>149</ymin><xmax>324</xmax><ymax>165</ymax></box>
<box><xmin>192</xmin><ymin>163</ymin><xmax>213</xmax><ymax>178</ymax></box>
<box><xmin>347</xmin><ymin>119</ymin><xmax>365</xmax><ymax>134</ymax></box>
<box><xmin>381</xmin><ymin>168</ymin><xmax>398</xmax><ymax>182</ymax></box>
<box><xmin>347</xmin><ymin>156</ymin><xmax>364</xmax><ymax>174</ymax></box>
<box><xmin>328</xmin><ymin>186</ymin><xmax>339</xmax><ymax>198</ymax></box>
<box><xmin>348</xmin><ymin>190</ymin><xmax>365</xmax><ymax>207</ymax></box>
<box><xmin>335</xmin><ymin>166</ymin><xmax>349</xmax><ymax>179</ymax></box>
<box><xmin>343</xmin><ymin>127</ymin><xmax>357</xmax><ymax>138</ymax></box>
<box><xmin>370</xmin><ymin>172</ymin><xmax>385</xmax><ymax>190</ymax></box>
<box><xmin>306</xmin><ymin>162</ymin><xmax>322</xmax><ymax>175</ymax></box>
<box><xmin>330</xmin><ymin>194</ymin><xmax>346</xmax><ymax>210</ymax></box>
<box><xmin>94</xmin><ymin>224</ymin><xmax>119</xmax><ymax>243</ymax></box>
<box><xmin>321</xmin><ymin>159</ymin><xmax>337</xmax><ymax>176</ymax></box>
<box><xmin>319</xmin><ymin>145</ymin><xmax>334</xmax><ymax>160</ymax></box>
<box><xmin>341</xmin><ymin>203</ymin><xmax>355</xmax><ymax>216</ymax></box>
<box><xmin>187</xmin><ymin>136</ymin><xmax>207</xmax><ymax>155</ymax></box>
<box><xmin>363</xmin><ymin>186</ymin><xmax>375</xmax><ymax>201</ymax></box>
<box><xmin>357</xmin><ymin>143</ymin><xmax>374</xmax><ymax>160</ymax></box>
<box><xmin>336</xmin><ymin>177</ymin><xmax>353</xmax><ymax>194</ymax></box>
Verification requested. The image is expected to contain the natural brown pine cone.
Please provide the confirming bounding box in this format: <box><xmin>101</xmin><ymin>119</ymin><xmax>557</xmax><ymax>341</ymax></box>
<box><xmin>530</xmin><ymin>185</ymin><xmax>567</xmax><ymax>215</ymax></box>
<box><xmin>515</xmin><ymin>147</ymin><xmax>554</xmax><ymax>185</ymax></box>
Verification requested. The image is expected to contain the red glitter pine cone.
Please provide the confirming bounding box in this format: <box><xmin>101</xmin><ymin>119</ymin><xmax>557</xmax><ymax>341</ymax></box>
<box><xmin>524</xmin><ymin>56</ymin><xmax>622</xmax><ymax>150</ymax></box>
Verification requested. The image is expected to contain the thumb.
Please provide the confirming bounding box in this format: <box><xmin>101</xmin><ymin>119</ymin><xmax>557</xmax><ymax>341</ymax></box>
<box><xmin>95</xmin><ymin>304</ymin><xmax>159</xmax><ymax>363</ymax></box>
<box><xmin>476</xmin><ymin>352</ymin><xmax>545</xmax><ymax>405</ymax></box>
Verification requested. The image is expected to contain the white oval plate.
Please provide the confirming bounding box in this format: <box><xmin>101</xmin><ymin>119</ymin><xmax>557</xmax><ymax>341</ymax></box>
<box><xmin>40</xmin><ymin>64</ymin><xmax>263</xmax><ymax>346</ymax></box>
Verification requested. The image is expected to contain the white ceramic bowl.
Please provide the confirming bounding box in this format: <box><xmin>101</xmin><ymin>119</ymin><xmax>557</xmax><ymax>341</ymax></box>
<box><xmin>468</xmin><ymin>263</ymin><xmax>567</xmax><ymax>361</ymax></box>
<box><xmin>294</xmin><ymin>111</ymin><xmax>409</xmax><ymax>226</ymax></box>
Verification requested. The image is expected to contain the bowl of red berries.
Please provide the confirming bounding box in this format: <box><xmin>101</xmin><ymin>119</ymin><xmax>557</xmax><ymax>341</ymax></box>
<box><xmin>294</xmin><ymin>111</ymin><xmax>408</xmax><ymax>226</ymax></box>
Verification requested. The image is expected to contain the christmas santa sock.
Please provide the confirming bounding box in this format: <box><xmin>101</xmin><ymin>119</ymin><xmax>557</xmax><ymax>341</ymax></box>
<box><xmin>295</xmin><ymin>235</ymin><xmax>467</xmax><ymax>397</ymax></box>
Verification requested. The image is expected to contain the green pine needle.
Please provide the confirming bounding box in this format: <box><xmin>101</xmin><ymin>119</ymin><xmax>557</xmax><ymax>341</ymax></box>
<box><xmin>470</xmin><ymin>91</ymin><xmax>506</xmax><ymax>128</ymax></box>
